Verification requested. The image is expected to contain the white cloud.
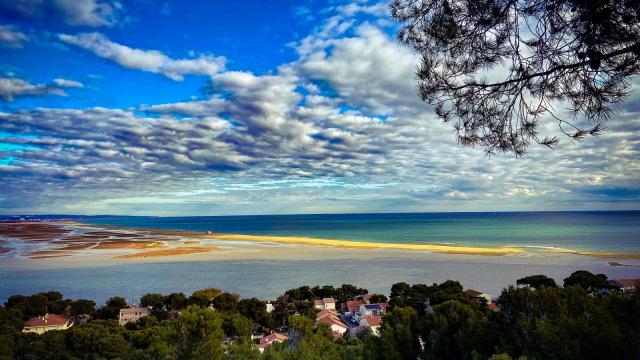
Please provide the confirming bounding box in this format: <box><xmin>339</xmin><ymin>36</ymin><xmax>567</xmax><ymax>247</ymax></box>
<box><xmin>0</xmin><ymin>78</ymin><xmax>67</xmax><ymax>101</ymax></box>
<box><xmin>53</xmin><ymin>78</ymin><xmax>84</xmax><ymax>88</ymax></box>
<box><xmin>0</xmin><ymin>0</ymin><xmax>122</xmax><ymax>27</ymax></box>
<box><xmin>296</xmin><ymin>23</ymin><xmax>421</xmax><ymax>115</ymax></box>
<box><xmin>336</xmin><ymin>2</ymin><xmax>388</xmax><ymax>17</ymax></box>
<box><xmin>0</xmin><ymin>25</ymin><xmax>28</xmax><ymax>48</ymax></box>
<box><xmin>58</xmin><ymin>33</ymin><xmax>226</xmax><ymax>81</ymax></box>
<box><xmin>1</xmin><ymin>4</ymin><xmax>639</xmax><ymax>214</ymax></box>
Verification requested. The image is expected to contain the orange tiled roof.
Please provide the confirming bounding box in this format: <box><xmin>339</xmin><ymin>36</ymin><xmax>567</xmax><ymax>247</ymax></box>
<box><xmin>361</xmin><ymin>315</ymin><xmax>382</xmax><ymax>327</ymax></box>
<box><xmin>317</xmin><ymin>315</ymin><xmax>348</xmax><ymax>328</ymax></box>
<box><xmin>342</xmin><ymin>300</ymin><xmax>364</xmax><ymax>313</ymax></box>
<box><xmin>24</xmin><ymin>314</ymin><xmax>70</xmax><ymax>327</ymax></box>
<box><xmin>259</xmin><ymin>332</ymin><xmax>288</xmax><ymax>347</ymax></box>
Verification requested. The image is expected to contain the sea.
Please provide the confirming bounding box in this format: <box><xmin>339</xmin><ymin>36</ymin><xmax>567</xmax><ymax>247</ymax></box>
<box><xmin>1</xmin><ymin>211</ymin><xmax>639</xmax><ymax>303</ymax></box>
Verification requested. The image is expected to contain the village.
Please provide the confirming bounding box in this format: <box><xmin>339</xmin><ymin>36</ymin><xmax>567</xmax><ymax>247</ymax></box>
<box><xmin>18</xmin><ymin>277</ymin><xmax>639</xmax><ymax>354</ymax></box>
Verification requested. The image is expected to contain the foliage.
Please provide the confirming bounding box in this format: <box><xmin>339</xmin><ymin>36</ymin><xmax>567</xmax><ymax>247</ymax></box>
<box><xmin>284</xmin><ymin>284</ymin><xmax>368</xmax><ymax>303</ymax></box>
<box><xmin>1</xmin><ymin>271</ymin><xmax>638</xmax><ymax>359</ymax></box>
<box><xmin>368</xmin><ymin>294</ymin><xmax>388</xmax><ymax>304</ymax></box>
<box><xmin>516</xmin><ymin>274</ymin><xmax>558</xmax><ymax>289</ymax></box>
<box><xmin>563</xmin><ymin>270</ymin><xmax>611</xmax><ymax>292</ymax></box>
<box><xmin>95</xmin><ymin>296</ymin><xmax>127</xmax><ymax>320</ymax></box>
<box><xmin>391</xmin><ymin>0</ymin><xmax>640</xmax><ymax>155</ymax></box>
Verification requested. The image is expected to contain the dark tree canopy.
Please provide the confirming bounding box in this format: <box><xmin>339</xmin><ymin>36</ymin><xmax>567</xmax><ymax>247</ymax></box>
<box><xmin>391</xmin><ymin>0</ymin><xmax>640</xmax><ymax>155</ymax></box>
<box><xmin>563</xmin><ymin>270</ymin><xmax>610</xmax><ymax>292</ymax></box>
<box><xmin>516</xmin><ymin>274</ymin><xmax>558</xmax><ymax>289</ymax></box>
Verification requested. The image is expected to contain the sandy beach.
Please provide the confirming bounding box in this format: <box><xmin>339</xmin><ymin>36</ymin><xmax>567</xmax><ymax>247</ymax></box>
<box><xmin>1</xmin><ymin>221</ymin><xmax>640</xmax><ymax>268</ymax></box>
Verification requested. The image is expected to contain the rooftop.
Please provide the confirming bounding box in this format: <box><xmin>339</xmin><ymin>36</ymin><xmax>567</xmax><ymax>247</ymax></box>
<box><xmin>119</xmin><ymin>307</ymin><xmax>150</xmax><ymax>314</ymax></box>
<box><xmin>464</xmin><ymin>289</ymin><xmax>485</xmax><ymax>297</ymax></box>
<box><xmin>363</xmin><ymin>303</ymin><xmax>383</xmax><ymax>310</ymax></box>
<box><xmin>259</xmin><ymin>331</ymin><xmax>288</xmax><ymax>346</ymax></box>
<box><xmin>24</xmin><ymin>314</ymin><xmax>70</xmax><ymax>327</ymax></box>
<box><xmin>316</xmin><ymin>315</ymin><xmax>348</xmax><ymax>328</ymax></box>
<box><xmin>361</xmin><ymin>315</ymin><xmax>383</xmax><ymax>327</ymax></box>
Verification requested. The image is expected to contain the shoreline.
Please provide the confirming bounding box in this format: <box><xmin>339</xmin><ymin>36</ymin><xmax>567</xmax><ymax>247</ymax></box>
<box><xmin>1</xmin><ymin>221</ymin><xmax>640</xmax><ymax>265</ymax></box>
<box><xmin>59</xmin><ymin>221</ymin><xmax>525</xmax><ymax>256</ymax></box>
<box><xmin>70</xmin><ymin>221</ymin><xmax>640</xmax><ymax>260</ymax></box>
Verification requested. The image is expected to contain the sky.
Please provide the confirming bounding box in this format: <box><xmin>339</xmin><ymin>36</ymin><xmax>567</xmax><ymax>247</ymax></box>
<box><xmin>0</xmin><ymin>0</ymin><xmax>638</xmax><ymax>216</ymax></box>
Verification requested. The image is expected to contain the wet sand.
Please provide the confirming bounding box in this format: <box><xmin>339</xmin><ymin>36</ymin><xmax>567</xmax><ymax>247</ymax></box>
<box><xmin>115</xmin><ymin>246</ymin><xmax>217</xmax><ymax>259</ymax></box>
<box><xmin>577</xmin><ymin>252</ymin><xmax>640</xmax><ymax>260</ymax></box>
<box><xmin>1</xmin><ymin>221</ymin><xmax>640</xmax><ymax>265</ymax></box>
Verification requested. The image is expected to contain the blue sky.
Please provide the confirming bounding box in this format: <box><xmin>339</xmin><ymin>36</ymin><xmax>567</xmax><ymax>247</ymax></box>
<box><xmin>0</xmin><ymin>0</ymin><xmax>638</xmax><ymax>215</ymax></box>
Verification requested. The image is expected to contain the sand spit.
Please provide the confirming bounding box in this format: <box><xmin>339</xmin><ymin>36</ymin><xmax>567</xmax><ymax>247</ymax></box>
<box><xmin>2</xmin><ymin>221</ymin><xmax>640</xmax><ymax>263</ymax></box>
<box><xmin>608</xmin><ymin>262</ymin><xmax>640</xmax><ymax>268</ymax></box>
<box><xmin>115</xmin><ymin>246</ymin><xmax>217</xmax><ymax>259</ymax></box>
<box><xmin>580</xmin><ymin>252</ymin><xmax>640</xmax><ymax>260</ymax></box>
<box><xmin>194</xmin><ymin>233</ymin><xmax>524</xmax><ymax>256</ymax></box>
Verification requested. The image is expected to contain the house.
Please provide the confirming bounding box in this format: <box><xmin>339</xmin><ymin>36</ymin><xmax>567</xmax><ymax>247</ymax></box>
<box><xmin>340</xmin><ymin>300</ymin><xmax>364</xmax><ymax>314</ymax></box>
<box><xmin>464</xmin><ymin>289</ymin><xmax>492</xmax><ymax>304</ymax></box>
<box><xmin>360</xmin><ymin>315</ymin><xmax>383</xmax><ymax>335</ymax></box>
<box><xmin>313</xmin><ymin>298</ymin><xmax>336</xmax><ymax>310</ymax></box>
<box><xmin>359</xmin><ymin>303</ymin><xmax>386</xmax><ymax>316</ymax></box>
<box><xmin>23</xmin><ymin>314</ymin><xmax>73</xmax><ymax>334</ymax></box>
<box><xmin>257</xmin><ymin>331</ymin><xmax>288</xmax><ymax>353</ymax></box>
<box><xmin>487</xmin><ymin>303</ymin><xmax>500</xmax><ymax>312</ymax></box>
<box><xmin>316</xmin><ymin>309</ymin><xmax>348</xmax><ymax>335</ymax></box>
<box><xmin>610</xmin><ymin>279</ymin><xmax>639</xmax><ymax>292</ymax></box>
<box><xmin>266</xmin><ymin>301</ymin><xmax>274</xmax><ymax>313</ymax></box>
<box><xmin>118</xmin><ymin>307</ymin><xmax>150</xmax><ymax>326</ymax></box>
<box><xmin>361</xmin><ymin>294</ymin><xmax>384</xmax><ymax>304</ymax></box>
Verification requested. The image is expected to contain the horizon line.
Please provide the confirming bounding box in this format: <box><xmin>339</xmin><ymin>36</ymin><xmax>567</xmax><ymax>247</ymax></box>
<box><xmin>1</xmin><ymin>209</ymin><xmax>639</xmax><ymax>219</ymax></box>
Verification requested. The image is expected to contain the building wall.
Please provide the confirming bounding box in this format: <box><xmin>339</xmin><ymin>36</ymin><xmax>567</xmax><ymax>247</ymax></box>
<box><xmin>119</xmin><ymin>310</ymin><xmax>150</xmax><ymax>326</ymax></box>
<box><xmin>23</xmin><ymin>322</ymin><xmax>72</xmax><ymax>334</ymax></box>
<box><xmin>331</xmin><ymin>324</ymin><xmax>347</xmax><ymax>334</ymax></box>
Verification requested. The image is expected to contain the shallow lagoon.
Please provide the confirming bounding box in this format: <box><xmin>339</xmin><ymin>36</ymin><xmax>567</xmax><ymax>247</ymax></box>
<box><xmin>2</xmin><ymin>253</ymin><xmax>639</xmax><ymax>304</ymax></box>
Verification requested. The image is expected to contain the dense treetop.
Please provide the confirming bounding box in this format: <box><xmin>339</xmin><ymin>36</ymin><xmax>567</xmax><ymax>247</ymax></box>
<box><xmin>391</xmin><ymin>0</ymin><xmax>640</xmax><ymax>155</ymax></box>
<box><xmin>0</xmin><ymin>272</ymin><xmax>638</xmax><ymax>359</ymax></box>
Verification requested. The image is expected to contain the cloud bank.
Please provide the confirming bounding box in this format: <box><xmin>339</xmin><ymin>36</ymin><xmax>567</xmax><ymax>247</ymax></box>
<box><xmin>58</xmin><ymin>33</ymin><xmax>226</xmax><ymax>81</ymax></box>
<box><xmin>0</xmin><ymin>0</ymin><xmax>122</xmax><ymax>27</ymax></box>
<box><xmin>0</xmin><ymin>1</ymin><xmax>638</xmax><ymax>215</ymax></box>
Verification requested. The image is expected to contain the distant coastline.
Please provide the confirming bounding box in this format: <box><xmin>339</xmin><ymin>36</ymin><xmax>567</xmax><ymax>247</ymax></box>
<box><xmin>1</xmin><ymin>219</ymin><xmax>640</xmax><ymax>263</ymax></box>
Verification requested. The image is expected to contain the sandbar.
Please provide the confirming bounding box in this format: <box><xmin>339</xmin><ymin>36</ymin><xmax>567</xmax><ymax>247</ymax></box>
<box><xmin>579</xmin><ymin>252</ymin><xmax>640</xmax><ymax>260</ymax></box>
<box><xmin>3</xmin><ymin>221</ymin><xmax>640</xmax><ymax>264</ymax></box>
<box><xmin>194</xmin><ymin>233</ymin><xmax>524</xmax><ymax>256</ymax></box>
<box><xmin>115</xmin><ymin>246</ymin><xmax>216</xmax><ymax>259</ymax></box>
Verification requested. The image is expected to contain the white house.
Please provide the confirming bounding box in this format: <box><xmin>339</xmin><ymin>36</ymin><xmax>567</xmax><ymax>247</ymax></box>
<box><xmin>359</xmin><ymin>303</ymin><xmax>385</xmax><ymax>316</ymax></box>
<box><xmin>314</xmin><ymin>298</ymin><xmax>336</xmax><ymax>310</ymax></box>
<box><xmin>257</xmin><ymin>332</ymin><xmax>288</xmax><ymax>353</ymax></box>
<box><xmin>360</xmin><ymin>315</ymin><xmax>383</xmax><ymax>335</ymax></box>
<box><xmin>316</xmin><ymin>309</ymin><xmax>348</xmax><ymax>335</ymax></box>
<box><xmin>118</xmin><ymin>307</ymin><xmax>150</xmax><ymax>326</ymax></box>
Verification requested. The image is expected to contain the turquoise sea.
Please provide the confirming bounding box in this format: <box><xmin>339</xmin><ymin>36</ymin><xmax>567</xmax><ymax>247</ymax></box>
<box><xmin>65</xmin><ymin>211</ymin><xmax>640</xmax><ymax>252</ymax></box>
<box><xmin>1</xmin><ymin>211</ymin><xmax>639</xmax><ymax>303</ymax></box>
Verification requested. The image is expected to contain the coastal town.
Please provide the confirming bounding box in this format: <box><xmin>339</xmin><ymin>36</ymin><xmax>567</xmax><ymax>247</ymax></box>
<box><xmin>17</xmin><ymin>277</ymin><xmax>639</xmax><ymax>355</ymax></box>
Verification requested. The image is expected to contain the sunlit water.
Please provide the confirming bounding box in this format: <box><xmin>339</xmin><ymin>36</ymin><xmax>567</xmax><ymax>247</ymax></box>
<box><xmin>1</xmin><ymin>211</ymin><xmax>639</xmax><ymax>303</ymax></box>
